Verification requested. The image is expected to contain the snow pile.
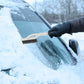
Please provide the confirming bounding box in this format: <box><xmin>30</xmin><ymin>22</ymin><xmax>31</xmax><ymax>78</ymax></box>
<box><xmin>0</xmin><ymin>2</ymin><xmax>84</xmax><ymax>84</ymax></box>
<box><xmin>0</xmin><ymin>0</ymin><xmax>27</xmax><ymax>11</ymax></box>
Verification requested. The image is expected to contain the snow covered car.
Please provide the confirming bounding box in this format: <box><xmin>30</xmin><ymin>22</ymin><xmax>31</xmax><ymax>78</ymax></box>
<box><xmin>0</xmin><ymin>1</ymin><xmax>78</xmax><ymax>71</ymax></box>
<box><xmin>11</xmin><ymin>2</ymin><xmax>79</xmax><ymax>69</ymax></box>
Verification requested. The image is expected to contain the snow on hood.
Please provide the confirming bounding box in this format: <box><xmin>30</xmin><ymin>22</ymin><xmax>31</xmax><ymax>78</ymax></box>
<box><xmin>0</xmin><ymin>7</ymin><xmax>22</xmax><ymax>69</ymax></box>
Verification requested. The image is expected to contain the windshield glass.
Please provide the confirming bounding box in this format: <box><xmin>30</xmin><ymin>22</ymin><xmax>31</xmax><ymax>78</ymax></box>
<box><xmin>11</xmin><ymin>7</ymin><xmax>48</xmax><ymax>38</ymax></box>
<box><xmin>11</xmin><ymin>6</ymin><xmax>76</xmax><ymax>70</ymax></box>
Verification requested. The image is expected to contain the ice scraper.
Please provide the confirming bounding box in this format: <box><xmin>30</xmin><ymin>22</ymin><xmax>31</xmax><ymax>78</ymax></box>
<box><xmin>22</xmin><ymin>32</ymin><xmax>48</xmax><ymax>44</ymax></box>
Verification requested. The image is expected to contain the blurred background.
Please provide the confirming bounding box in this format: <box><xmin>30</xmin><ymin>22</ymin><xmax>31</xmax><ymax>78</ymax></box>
<box><xmin>25</xmin><ymin>0</ymin><xmax>84</xmax><ymax>24</ymax></box>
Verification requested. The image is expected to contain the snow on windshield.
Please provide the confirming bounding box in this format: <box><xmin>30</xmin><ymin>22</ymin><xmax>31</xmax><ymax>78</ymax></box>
<box><xmin>0</xmin><ymin>3</ymin><xmax>84</xmax><ymax>84</ymax></box>
<box><xmin>0</xmin><ymin>0</ymin><xmax>27</xmax><ymax>11</ymax></box>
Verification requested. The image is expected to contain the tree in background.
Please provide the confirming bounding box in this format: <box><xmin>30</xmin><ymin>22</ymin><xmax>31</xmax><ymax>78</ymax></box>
<box><xmin>59</xmin><ymin>0</ymin><xmax>78</xmax><ymax>21</ymax></box>
<box><xmin>33</xmin><ymin>0</ymin><xmax>84</xmax><ymax>24</ymax></box>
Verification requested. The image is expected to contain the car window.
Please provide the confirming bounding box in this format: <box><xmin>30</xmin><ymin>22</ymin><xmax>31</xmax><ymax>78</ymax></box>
<box><xmin>11</xmin><ymin>7</ymin><xmax>48</xmax><ymax>38</ymax></box>
<box><xmin>11</xmin><ymin>6</ymin><xmax>76</xmax><ymax>70</ymax></box>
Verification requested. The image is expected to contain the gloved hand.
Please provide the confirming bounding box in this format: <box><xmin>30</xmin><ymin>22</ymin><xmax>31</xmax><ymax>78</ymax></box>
<box><xmin>48</xmin><ymin>22</ymin><xmax>71</xmax><ymax>38</ymax></box>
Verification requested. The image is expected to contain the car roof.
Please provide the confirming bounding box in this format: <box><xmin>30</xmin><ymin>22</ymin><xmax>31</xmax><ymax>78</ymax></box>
<box><xmin>0</xmin><ymin>1</ymin><xmax>30</xmax><ymax>9</ymax></box>
<box><xmin>0</xmin><ymin>1</ymin><xmax>36</xmax><ymax>13</ymax></box>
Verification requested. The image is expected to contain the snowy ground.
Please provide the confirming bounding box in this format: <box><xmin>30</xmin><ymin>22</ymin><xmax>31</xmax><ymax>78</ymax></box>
<box><xmin>0</xmin><ymin>1</ymin><xmax>84</xmax><ymax>84</ymax></box>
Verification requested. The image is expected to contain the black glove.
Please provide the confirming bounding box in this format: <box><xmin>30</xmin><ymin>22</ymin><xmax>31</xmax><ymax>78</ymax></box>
<box><xmin>48</xmin><ymin>22</ymin><xmax>71</xmax><ymax>38</ymax></box>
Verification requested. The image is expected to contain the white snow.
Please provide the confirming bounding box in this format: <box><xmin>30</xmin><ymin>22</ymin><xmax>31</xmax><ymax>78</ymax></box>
<box><xmin>62</xmin><ymin>33</ymin><xmax>84</xmax><ymax>60</ymax></box>
<box><xmin>0</xmin><ymin>1</ymin><xmax>84</xmax><ymax>84</ymax></box>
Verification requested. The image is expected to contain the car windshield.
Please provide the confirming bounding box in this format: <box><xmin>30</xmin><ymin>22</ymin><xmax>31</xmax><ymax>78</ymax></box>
<box><xmin>11</xmin><ymin>6</ymin><xmax>76</xmax><ymax>70</ymax></box>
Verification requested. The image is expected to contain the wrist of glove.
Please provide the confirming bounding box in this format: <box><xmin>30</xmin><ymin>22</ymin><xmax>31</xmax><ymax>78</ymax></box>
<box><xmin>48</xmin><ymin>22</ymin><xmax>71</xmax><ymax>38</ymax></box>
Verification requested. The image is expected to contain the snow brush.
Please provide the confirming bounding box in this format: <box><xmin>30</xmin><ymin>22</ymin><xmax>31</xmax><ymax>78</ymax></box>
<box><xmin>22</xmin><ymin>32</ymin><xmax>48</xmax><ymax>44</ymax></box>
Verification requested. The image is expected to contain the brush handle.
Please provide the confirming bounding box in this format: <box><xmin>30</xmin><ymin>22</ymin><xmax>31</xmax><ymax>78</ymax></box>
<box><xmin>23</xmin><ymin>32</ymin><xmax>48</xmax><ymax>40</ymax></box>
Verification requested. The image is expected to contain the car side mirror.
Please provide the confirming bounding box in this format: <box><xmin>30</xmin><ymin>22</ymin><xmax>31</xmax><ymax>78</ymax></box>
<box><xmin>69</xmin><ymin>39</ymin><xmax>79</xmax><ymax>55</ymax></box>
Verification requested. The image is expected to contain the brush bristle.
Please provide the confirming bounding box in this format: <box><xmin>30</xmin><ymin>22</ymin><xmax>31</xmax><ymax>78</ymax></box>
<box><xmin>22</xmin><ymin>39</ymin><xmax>37</xmax><ymax>44</ymax></box>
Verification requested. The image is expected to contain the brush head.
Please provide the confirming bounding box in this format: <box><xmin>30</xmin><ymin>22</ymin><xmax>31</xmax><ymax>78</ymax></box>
<box><xmin>22</xmin><ymin>38</ymin><xmax>37</xmax><ymax>44</ymax></box>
